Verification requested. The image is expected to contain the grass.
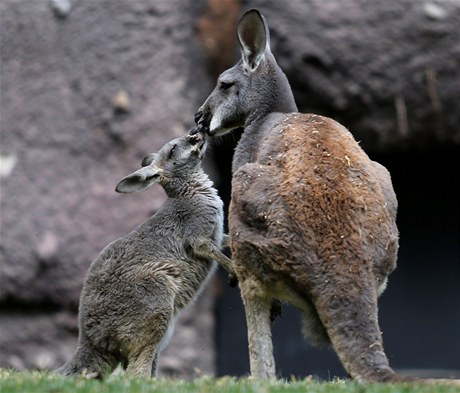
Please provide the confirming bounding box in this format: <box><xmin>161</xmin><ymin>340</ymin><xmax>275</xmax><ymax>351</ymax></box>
<box><xmin>1</xmin><ymin>369</ymin><xmax>459</xmax><ymax>393</ymax></box>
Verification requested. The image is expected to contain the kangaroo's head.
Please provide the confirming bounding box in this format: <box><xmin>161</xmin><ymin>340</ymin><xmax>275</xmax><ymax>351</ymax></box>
<box><xmin>115</xmin><ymin>130</ymin><xmax>207</xmax><ymax>194</ymax></box>
<box><xmin>196</xmin><ymin>9</ymin><xmax>297</xmax><ymax>137</ymax></box>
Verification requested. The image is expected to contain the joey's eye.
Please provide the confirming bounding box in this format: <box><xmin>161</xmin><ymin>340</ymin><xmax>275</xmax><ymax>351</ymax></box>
<box><xmin>168</xmin><ymin>144</ymin><xmax>177</xmax><ymax>159</ymax></box>
<box><xmin>219</xmin><ymin>81</ymin><xmax>234</xmax><ymax>91</ymax></box>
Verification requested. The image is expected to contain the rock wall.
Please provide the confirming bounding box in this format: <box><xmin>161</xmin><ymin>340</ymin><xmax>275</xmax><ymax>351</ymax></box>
<box><xmin>242</xmin><ymin>0</ymin><xmax>460</xmax><ymax>150</ymax></box>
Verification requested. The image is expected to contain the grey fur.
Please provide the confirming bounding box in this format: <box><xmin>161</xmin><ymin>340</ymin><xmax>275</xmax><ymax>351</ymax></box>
<box><xmin>55</xmin><ymin>131</ymin><xmax>234</xmax><ymax>378</ymax></box>
<box><xmin>196</xmin><ymin>9</ymin><xmax>403</xmax><ymax>382</ymax></box>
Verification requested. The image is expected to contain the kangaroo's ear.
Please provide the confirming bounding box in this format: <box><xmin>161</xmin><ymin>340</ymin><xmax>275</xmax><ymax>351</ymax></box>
<box><xmin>115</xmin><ymin>166</ymin><xmax>162</xmax><ymax>193</ymax></box>
<box><xmin>237</xmin><ymin>9</ymin><xmax>270</xmax><ymax>73</ymax></box>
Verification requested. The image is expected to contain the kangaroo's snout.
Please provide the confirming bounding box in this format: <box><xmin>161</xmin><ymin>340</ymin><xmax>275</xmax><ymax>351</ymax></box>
<box><xmin>192</xmin><ymin>109</ymin><xmax>214</xmax><ymax>136</ymax></box>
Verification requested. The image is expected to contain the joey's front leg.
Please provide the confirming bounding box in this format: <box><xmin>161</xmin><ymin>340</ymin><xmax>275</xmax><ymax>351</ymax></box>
<box><xmin>194</xmin><ymin>241</ymin><xmax>238</xmax><ymax>286</ymax></box>
<box><xmin>220</xmin><ymin>234</ymin><xmax>238</xmax><ymax>287</ymax></box>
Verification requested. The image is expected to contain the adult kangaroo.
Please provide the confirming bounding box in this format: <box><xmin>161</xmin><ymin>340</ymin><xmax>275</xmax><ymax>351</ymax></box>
<box><xmin>196</xmin><ymin>9</ymin><xmax>403</xmax><ymax>382</ymax></box>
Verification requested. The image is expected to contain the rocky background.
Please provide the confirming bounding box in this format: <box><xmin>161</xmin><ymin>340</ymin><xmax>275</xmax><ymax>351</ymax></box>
<box><xmin>1</xmin><ymin>0</ymin><xmax>459</xmax><ymax>379</ymax></box>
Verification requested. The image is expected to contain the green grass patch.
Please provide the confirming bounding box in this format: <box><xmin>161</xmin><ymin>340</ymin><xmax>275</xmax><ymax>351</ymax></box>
<box><xmin>1</xmin><ymin>369</ymin><xmax>459</xmax><ymax>393</ymax></box>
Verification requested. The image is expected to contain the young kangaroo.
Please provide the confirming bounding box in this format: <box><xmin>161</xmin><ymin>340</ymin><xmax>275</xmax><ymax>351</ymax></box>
<box><xmin>56</xmin><ymin>130</ymin><xmax>234</xmax><ymax>378</ymax></box>
<box><xmin>195</xmin><ymin>9</ymin><xmax>441</xmax><ymax>383</ymax></box>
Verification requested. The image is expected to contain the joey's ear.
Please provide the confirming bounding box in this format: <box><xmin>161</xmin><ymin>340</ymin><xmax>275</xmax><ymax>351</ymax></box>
<box><xmin>115</xmin><ymin>166</ymin><xmax>161</xmax><ymax>193</ymax></box>
<box><xmin>237</xmin><ymin>9</ymin><xmax>270</xmax><ymax>73</ymax></box>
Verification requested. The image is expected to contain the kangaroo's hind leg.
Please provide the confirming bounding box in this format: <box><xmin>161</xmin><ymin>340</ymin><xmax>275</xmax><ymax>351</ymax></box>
<box><xmin>300</xmin><ymin>298</ymin><xmax>330</xmax><ymax>347</ymax></box>
<box><xmin>239</xmin><ymin>277</ymin><xmax>276</xmax><ymax>379</ymax></box>
<box><xmin>125</xmin><ymin>308</ymin><xmax>174</xmax><ymax>377</ymax></box>
<box><xmin>126</xmin><ymin>344</ymin><xmax>158</xmax><ymax>378</ymax></box>
<box><xmin>124</xmin><ymin>280</ymin><xmax>175</xmax><ymax>378</ymax></box>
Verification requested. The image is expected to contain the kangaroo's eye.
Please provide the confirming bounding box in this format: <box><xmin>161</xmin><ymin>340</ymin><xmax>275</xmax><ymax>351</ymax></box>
<box><xmin>219</xmin><ymin>81</ymin><xmax>234</xmax><ymax>91</ymax></box>
<box><xmin>168</xmin><ymin>144</ymin><xmax>177</xmax><ymax>159</ymax></box>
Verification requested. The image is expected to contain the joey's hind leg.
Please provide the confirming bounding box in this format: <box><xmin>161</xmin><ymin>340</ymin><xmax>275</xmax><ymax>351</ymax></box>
<box><xmin>239</xmin><ymin>278</ymin><xmax>276</xmax><ymax>379</ymax></box>
<box><xmin>126</xmin><ymin>311</ymin><xmax>174</xmax><ymax>378</ymax></box>
<box><xmin>125</xmin><ymin>291</ymin><xmax>175</xmax><ymax>378</ymax></box>
<box><xmin>126</xmin><ymin>345</ymin><xmax>157</xmax><ymax>378</ymax></box>
<box><xmin>311</xmin><ymin>279</ymin><xmax>400</xmax><ymax>382</ymax></box>
<box><xmin>55</xmin><ymin>335</ymin><xmax>116</xmax><ymax>378</ymax></box>
<box><xmin>126</xmin><ymin>313</ymin><xmax>172</xmax><ymax>378</ymax></box>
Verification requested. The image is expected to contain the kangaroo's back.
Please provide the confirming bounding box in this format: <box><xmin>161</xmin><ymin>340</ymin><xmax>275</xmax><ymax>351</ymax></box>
<box><xmin>254</xmin><ymin>113</ymin><xmax>398</xmax><ymax>288</ymax></box>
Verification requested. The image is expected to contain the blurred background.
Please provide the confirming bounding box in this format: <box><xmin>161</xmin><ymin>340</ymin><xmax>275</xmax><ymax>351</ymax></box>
<box><xmin>1</xmin><ymin>0</ymin><xmax>459</xmax><ymax>380</ymax></box>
